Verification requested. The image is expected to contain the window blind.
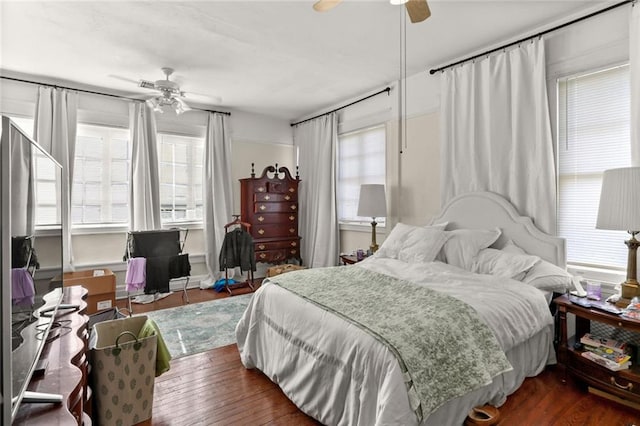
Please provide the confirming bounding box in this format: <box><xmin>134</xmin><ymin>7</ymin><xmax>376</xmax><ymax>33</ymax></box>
<box><xmin>337</xmin><ymin>125</ymin><xmax>385</xmax><ymax>224</ymax></box>
<box><xmin>557</xmin><ymin>64</ymin><xmax>630</xmax><ymax>269</ymax></box>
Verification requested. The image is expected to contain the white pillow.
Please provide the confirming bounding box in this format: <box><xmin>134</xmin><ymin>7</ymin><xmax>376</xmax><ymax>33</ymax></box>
<box><xmin>523</xmin><ymin>260</ymin><xmax>572</xmax><ymax>292</ymax></box>
<box><xmin>473</xmin><ymin>248</ymin><xmax>540</xmax><ymax>279</ymax></box>
<box><xmin>376</xmin><ymin>222</ymin><xmax>449</xmax><ymax>263</ymax></box>
<box><xmin>376</xmin><ymin>223</ymin><xmax>420</xmax><ymax>259</ymax></box>
<box><xmin>440</xmin><ymin>228</ymin><xmax>502</xmax><ymax>270</ymax></box>
<box><xmin>397</xmin><ymin>227</ymin><xmax>449</xmax><ymax>263</ymax></box>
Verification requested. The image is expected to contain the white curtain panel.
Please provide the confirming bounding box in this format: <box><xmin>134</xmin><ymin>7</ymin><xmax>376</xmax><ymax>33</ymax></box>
<box><xmin>631</xmin><ymin>3</ymin><xmax>640</xmax><ymax>165</ymax></box>
<box><xmin>34</xmin><ymin>86</ymin><xmax>78</xmax><ymax>270</ymax></box>
<box><xmin>440</xmin><ymin>38</ymin><xmax>556</xmax><ymax>234</ymax></box>
<box><xmin>129</xmin><ymin>102</ymin><xmax>161</xmax><ymax>231</ymax></box>
<box><xmin>293</xmin><ymin>113</ymin><xmax>339</xmax><ymax>267</ymax></box>
<box><xmin>203</xmin><ymin>112</ymin><xmax>233</xmax><ymax>282</ymax></box>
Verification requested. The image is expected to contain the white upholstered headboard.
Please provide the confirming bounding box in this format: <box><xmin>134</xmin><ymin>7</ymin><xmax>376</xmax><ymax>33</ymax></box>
<box><xmin>431</xmin><ymin>192</ymin><xmax>566</xmax><ymax>268</ymax></box>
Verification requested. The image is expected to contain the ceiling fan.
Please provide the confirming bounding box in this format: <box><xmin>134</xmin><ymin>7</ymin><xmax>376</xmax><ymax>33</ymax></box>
<box><xmin>138</xmin><ymin>67</ymin><xmax>191</xmax><ymax>114</ymax></box>
<box><xmin>313</xmin><ymin>0</ymin><xmax>431</xmax><ymax>23</ymax></box>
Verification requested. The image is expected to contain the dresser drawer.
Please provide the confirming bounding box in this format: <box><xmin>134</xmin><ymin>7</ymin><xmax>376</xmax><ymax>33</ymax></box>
<box><xmin>253</xmin><ymin>224</ymin><xmax>298</xmax><ymax>238</ymax></box>
<box><xmin>266</xmin><ymin>181</ymin><xmax>297</xmax><ymax>194</ymax></box>
<box><xmin>255</xmin><ymin>239</ymin><xmax>300</xmax><ymax>251</ymax></box>
<box><xmin>254</xmin><ymin>202</ymin><xmax>298</xmax><ymax>213</ymax></box>
<box><xmin>569</xmin><ymin>350</ymin><xmax>640</xmax><ymax>400</ymax></box>
<box><xmin>256</xmin><ymin>248</ymin><xmax>300</xmax><ymax>263</ymax></box>
<box><xmin>254</xmin><ymin>192</ymin><xmax>297</xmax><ymax>202</ymax></box>
<box><xmin>252</xmin><ymin>213</ymin><xmax>297</xmax><ymax>225</ymax></box>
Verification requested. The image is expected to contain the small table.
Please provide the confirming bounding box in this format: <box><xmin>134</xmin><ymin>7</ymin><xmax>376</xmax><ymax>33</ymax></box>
<box><xmin>340</xmin><ymin>254</ymin><xmax>366</xmax><ymax>265</ymax></box>
<box><xmin>554</xmin><ymin>294</ymin><xmax>640</xmax><ymax>406</ymax></box>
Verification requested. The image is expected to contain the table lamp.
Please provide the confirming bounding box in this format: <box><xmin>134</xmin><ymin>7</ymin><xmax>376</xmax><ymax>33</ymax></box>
<box><xmin>596</xmin><ymin>167</ymin><xmax>640</xmax><ymax>308</ymax></box>
<box><xmin>357</xmin><ymin>184</ymin><xmax>387</xmax><ymax>253</ymax></box>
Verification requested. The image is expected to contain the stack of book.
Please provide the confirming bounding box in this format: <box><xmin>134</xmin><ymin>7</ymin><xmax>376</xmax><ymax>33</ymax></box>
<box><xmin>580</xmin><ymin>333</ymin><xmax>632</xmax><ymax>371</ymax></box>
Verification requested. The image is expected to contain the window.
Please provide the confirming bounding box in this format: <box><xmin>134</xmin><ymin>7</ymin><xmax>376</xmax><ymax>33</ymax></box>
<box><xmin>557</xmin><ymin>64</ymin><xmax>630</xmax><ymax>270</ymax></box>
<box><xmin>158</xmin><ymin>133</ymin><xmax>204</xmax><ymax>223</ymax></box>
<box><xmin>337</xmin><ymin>125</ymin><xmax>386</xmax><ymax>225</ymax></box>
<box><xmin>72</xmin><ymin>124</ymin><xmax>130</xmax><ymax>225</ymax></box>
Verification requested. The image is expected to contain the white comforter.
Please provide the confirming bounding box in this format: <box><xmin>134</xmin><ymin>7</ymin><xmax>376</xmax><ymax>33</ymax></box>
<box><xmin>235</xmin><ymin>259</ymin><xmax>556</xmax><ymax>426</ymax></box>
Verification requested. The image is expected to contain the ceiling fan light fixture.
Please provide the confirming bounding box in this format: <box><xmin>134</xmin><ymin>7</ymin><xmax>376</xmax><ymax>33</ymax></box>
<box><xmin>313</xmin><ymin>0</ymin><xmax>341</xmax><ymax>12</ymax></box>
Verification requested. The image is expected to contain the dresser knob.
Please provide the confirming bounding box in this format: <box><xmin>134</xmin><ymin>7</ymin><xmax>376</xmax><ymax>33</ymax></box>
<box><xmin>291</xmin><ymin>242</ymin><xmax>297</xmax><ymax>247</ymax></box>
<box><xmin>289</xmin><ymin>228</ymin><xmax>295</xmax><ymax>233</ymax></box>
<box><xmin>260</xmin><ymin>205</ymin><xmax>266</xmax><ymax>211</ymax></box>
<box><xmin>258</xmin><ymin>244</ymin><xmax>265</xmax><ymax>250</ymax></box>
<box><xmin>291</xmin><ymin>205</ymin><xmax>297</xmax><ymax>210</ymax></box>
<box><xmin>289</xmin><ymin>215</ymin><xmax>295</xmax><ymax>221</ymax></box>
<box><xmin>259</xmin><ymin>253</ymin><xmax>266</xmax><ymax>259</ymax></box>
<box><xmin>289</xmin><ymin>188</ymin><xmax>295</xmax><ymax>193</ymax></box>
<box><xmin>258</xmin><ymin>229</ymin><xmax>265</xmax><ymax>235</ymax></box>
<box><xmin>258</xmin><ymin>187</ymin><xmax>265</xmax><ymax>192</ymax></box>
<box><xmin>285</xmin><ymin>195</ymin><xmax>291</xmax><ymax>200</ymax></box>
<box><xmin>264</xmin><ymin>195</ymin><xmax>271</xmax><ymax>200</ymax></box>
<box><xmin>258</xmin><ymin>216</ymin><xmax>265</xmax><ymax>222</ymax></box>
<box><xmin>291</xmin><ymin>250</ymin><xmax>297</xmax><ymax>254</ymax></box>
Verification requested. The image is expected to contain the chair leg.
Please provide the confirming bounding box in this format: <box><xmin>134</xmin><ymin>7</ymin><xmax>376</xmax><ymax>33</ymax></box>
<box><xmin>182</xmin><ymin>277</ymin><xmax>190</xmax><ymax>304</ymax></box>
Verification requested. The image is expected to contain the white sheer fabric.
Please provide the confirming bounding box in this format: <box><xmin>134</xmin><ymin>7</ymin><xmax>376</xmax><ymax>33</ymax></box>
<box><xmin>440</xmin><ymin>39</ymin><xmax>556</xmax><ymax>234</ymax></box>
<box><xmin>631</xmin><ymin>3</ymin><xmax>640</xmax><ymax>165</ymax></box>
<box><xmin>293</xmin><ymin>113</ymin><xmax>339</xmax><ymax>267</ymax></box>
<box><xmin>34</xmin><ymin>86</ymin><xmax>77</xmax><ymax>270</ymax></box>
<box><xmin>129</xmin><ymin>102</ymin><xmax>161</xmax><ymax>231</ymax></box>
<box><xmin>203</xmin><ymin>112</ymin><xmax>233</xmax><ymax>282</ymax></box>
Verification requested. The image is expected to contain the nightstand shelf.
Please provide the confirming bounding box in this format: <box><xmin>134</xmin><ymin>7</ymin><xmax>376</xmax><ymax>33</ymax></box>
<box><xmin>340</xmin><ymin>254</ymin><xmax>366</xmax><ymax>265</ymax></box>
<box><xmin>555</xmin><ymin>294</ymin><xmax>640</xmax><ymax>406</ymax></box>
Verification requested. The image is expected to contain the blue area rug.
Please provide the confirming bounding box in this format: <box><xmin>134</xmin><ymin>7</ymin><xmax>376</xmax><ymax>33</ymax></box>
<box><xmin>142</xmin><ymin>293</ymin><xmax>253</xmax><ymax>359</ymax></box>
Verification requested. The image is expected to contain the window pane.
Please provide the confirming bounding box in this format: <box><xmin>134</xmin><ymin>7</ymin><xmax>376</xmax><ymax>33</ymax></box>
<box><xmin>337</xmin><ymin>125</ymin><xmax>386</xmax><ymax>224</ymax></box>
<box><xmin>158</xmin><ymin>133</ymin><xmax>204</xmax><ymax>223</ymax></box>
<box><xmin>557</xmin><ymin>64</ymin><xmax>630</xmax><ymax>269</ymax></box>
<box><xmin>72</xmin><ymin>123</ymin><xmax>130</xmax><ymax>225</ymax></box>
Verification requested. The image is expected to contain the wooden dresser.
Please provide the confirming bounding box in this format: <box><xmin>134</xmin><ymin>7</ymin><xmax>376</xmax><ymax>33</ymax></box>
<box><xmin>14</xmin><ymin>285</ymin><xmax>91</xmax><ymax>425</ymax></box>
<box><xmin>240</xmin><ymin>164</ymin><xmax>302</xmax><ymax>265</ymax></box>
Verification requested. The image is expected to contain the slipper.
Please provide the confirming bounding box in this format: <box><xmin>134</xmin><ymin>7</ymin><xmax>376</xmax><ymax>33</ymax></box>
<box><xmin>464</xmin><ymin>404</ymin><xmax>500</xmax><ymax>426</ymax></box>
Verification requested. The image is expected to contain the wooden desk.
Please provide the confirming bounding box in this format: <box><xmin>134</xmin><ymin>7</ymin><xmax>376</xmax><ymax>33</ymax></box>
<box><xmin>14</xmin><ymin>286</ymin><xmax>90</xmax><ymax>425</ymax></box>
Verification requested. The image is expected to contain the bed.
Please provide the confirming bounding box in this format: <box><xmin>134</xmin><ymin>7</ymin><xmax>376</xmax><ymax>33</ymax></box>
<box><xmin>235</xmin><ymin>191</ymin><xmax>570</xmax><ymax>425</ymax></box>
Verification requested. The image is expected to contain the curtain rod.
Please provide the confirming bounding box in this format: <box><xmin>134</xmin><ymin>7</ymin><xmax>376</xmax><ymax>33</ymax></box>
<box><xmin>429</xmin><ymin>0</ymin><xmax>634</xmax><ymax>75</ymax></box>
<box><xmin>0</xmin><ymin>75</ymin><xmax>231</xmax><ymax>116</ymax></box>
<box><xmin>291</xmin><ymin>86</ymin><xmax>391</xmax><ymax>127</ymax></box>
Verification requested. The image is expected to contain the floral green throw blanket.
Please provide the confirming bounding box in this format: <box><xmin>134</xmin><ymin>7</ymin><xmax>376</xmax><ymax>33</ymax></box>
<box><xmin>270</xmin><ymin>266</ymin><xmax>513</xmax><ymax>422</ymax></box>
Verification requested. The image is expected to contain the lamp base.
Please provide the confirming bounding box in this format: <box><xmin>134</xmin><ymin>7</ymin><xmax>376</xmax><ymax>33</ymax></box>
<box><xmin>369</xmin><ymin>243</ymin><xmax>379</xmax><ymax>253</ymax></box>
<box><xmin>615</xmin><ymin>281</ymin><xmax>639</xmax><ymax>308</ymax></box>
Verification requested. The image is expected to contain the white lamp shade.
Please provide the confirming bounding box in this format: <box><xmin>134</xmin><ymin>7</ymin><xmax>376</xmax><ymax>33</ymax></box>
<box><xmin>357</xmin><ymin>184</ymin><xmax>387</xmax><ymax>218</ymax></box>
<box><xmin>596</xmin><ymin>167</ymin><xmax>640</xmax><ymax>231</ymax></box>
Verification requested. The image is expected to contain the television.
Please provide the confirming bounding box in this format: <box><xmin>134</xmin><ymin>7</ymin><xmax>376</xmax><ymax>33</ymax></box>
<box><xmin>0</xmin><ymin>115</ymin><xmax>65</xmax><ymax>423</ymax></box>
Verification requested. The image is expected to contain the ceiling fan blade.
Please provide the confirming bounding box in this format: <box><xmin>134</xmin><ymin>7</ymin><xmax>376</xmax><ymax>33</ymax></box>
<box><xmin>405</xmin><ymin>0</ymin><xmax>431</xmax><ymax>23</ymax></box>
<box><xmin>313</xmin><ymin>0</ymin><xmax>343</xmax><ymax>12</ymax></box>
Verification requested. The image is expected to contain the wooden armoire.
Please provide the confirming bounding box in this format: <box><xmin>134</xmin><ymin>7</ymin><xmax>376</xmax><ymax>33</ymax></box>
<box><xmin>239</xmin><ymin>164</ymin><xmax>302</xmax><ymax>265</ymax></box>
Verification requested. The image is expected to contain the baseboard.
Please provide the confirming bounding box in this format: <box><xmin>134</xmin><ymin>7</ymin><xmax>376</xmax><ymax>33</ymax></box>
<box><xmin>588</xmin><ymin>386</ymin><xmax>640</xmax><ymax>410</ymax></box>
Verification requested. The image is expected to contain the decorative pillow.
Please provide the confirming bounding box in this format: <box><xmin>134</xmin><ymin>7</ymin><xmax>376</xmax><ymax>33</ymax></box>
<box><xmin>376</xmin><ymin>222</ymin><xmax>449</xmax><ymax>263</ymax></box>
<box><xmin>440</xmin><ymin>228</ymin><xmax>502</xmax><ymax>270</ymax></box>
<box><xmin>427</xmin><ymin>221</ymin><xmax>448</xmax><ymax>231</ymax></box>
<box><xmin>397</xmin><ymin>227</ymin><xmax>450</xmax><ymax>263</ymax></box>
<box><xmin>523</xmin><ymin>259</ymin><xmax>572</xmax><ymax>292</ymax></box>
<box><xmin>501</xmin><ymin>239</ymin><xmax>526</xmax><ymax>255</ymax></box>
<box><xmin>376</xmin><ymin>223</ymin><xmax>421</xmax><ymax>259</ymax></box>
<box><xmin>472</xmin><ymin>248</ymin><xmax>540</xmax><ymax>279</ymax></box>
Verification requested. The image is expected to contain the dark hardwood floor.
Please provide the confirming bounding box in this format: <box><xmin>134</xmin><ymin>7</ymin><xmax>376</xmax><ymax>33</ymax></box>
<box><xmin>117</xmin><ymin>287</ymin><xmax>640</xmax><ymax>425</ymax></box>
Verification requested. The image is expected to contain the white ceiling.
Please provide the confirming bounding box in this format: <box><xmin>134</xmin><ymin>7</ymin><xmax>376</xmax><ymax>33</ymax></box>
<box><xmin>0</xmin><ymin>0</ymin><xmax>605</xmax><ymax>121</ymax></box>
